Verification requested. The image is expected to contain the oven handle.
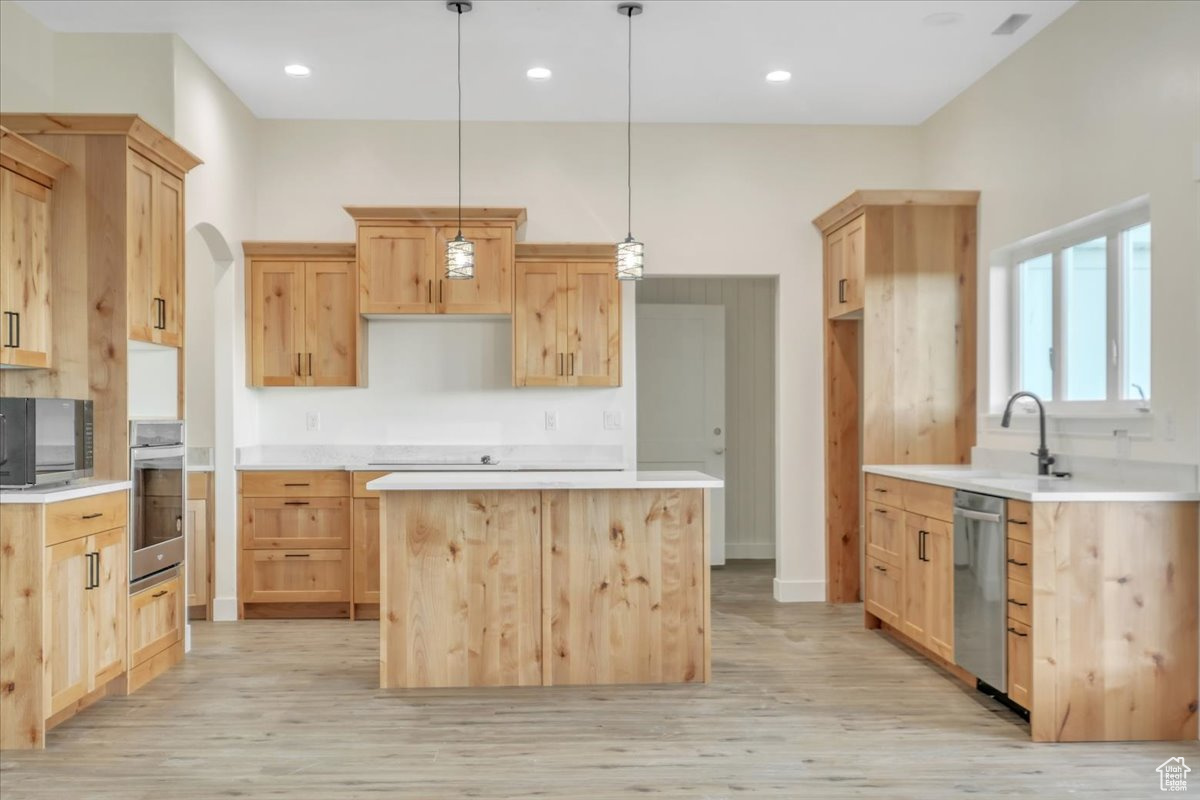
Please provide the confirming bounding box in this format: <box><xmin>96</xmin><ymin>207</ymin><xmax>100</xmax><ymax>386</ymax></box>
<box><xmin>130</xmin><ymin>564</ymin><xmax>179</xmax><ymax>595</ymax></box>
<box><xmin>131</xmin><ymin>445</ymin><xmax>187</xmax><ymax>461</ymax></box>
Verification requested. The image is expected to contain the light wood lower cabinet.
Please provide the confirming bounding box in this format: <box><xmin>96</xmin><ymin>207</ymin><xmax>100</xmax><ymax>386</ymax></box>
<box><xmin>186</xmin><ymin>498</ymin><xmax>208</xmax><ymax>608</ymax></box>
<box><xmin>129</xmin><ymin>574</ymin><xmax>183</xmax><ymax>666</ymax></box>
<box><xmin>352</xmin><ymin>498</ymin><xmax>380</xmax><ymax>605</ymax></box>
<box><xmin>1006</xmin><ymin>618</ymin><xmax>1032</xmax><ymax>710</ymax></box>
<box><xmin>241</xmin><ymin>497</ymin><xmax>351</xmax><ymax>549</ymax></box>
<box><xmin>241</xmin><ymin>550</ymin><xmax>352</xmax><ymax>604</ymax></box>
<box><xmin>44</xmin><ymin>537</ymin><xmax>92</xmax><ymax>716</ymax></box>
<box><xmin>863</xmin><ymin>555</ymin><xmax>901</xmax><ymax>627</ymax></box>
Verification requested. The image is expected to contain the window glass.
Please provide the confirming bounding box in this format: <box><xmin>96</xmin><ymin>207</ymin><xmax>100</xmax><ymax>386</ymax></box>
<box><xmin>1063</xmin><ymin>236</ymin><xmax>1107</xmax><ymax>400</ymax></box>
<box><xmin>1123</xmin><ymin>223</ymin><xmax>1151</xmax><ymax>400</ymax></box>
<box><xmin>1017</xmin><ymin>253</ymin><xmax>1054</xmax><ymax>399</ymax></box>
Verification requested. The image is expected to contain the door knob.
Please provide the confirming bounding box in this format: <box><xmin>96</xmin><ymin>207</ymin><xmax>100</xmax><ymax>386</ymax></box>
<box><xmin>714</xmin><ymin>448</ymin><xmax>725</xmax><ymax>455</ymax></box>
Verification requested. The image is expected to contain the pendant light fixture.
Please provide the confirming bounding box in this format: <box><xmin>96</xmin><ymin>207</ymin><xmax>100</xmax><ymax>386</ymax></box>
<box><xmin>615</xmin><ymin>2</ymin><xmax>644</xmax><ymax>281</ymax></box>
<box><xmin>445</xmin><ymin>1</ymin><xmax>474</xmax><ymax>280</ymax></box>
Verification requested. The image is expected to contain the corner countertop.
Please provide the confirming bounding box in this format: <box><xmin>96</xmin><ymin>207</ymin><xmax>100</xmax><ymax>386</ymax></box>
<box><xmin>0</xmin><ymin>479</ymin><xmax>132</xmax><ymax>505</ymax></box>
<box><xmin>366</xmin><ymin>470</ymin><xmax>723</xmax><ymax>492</ymax></box>
<box><xmin>863</xmin><ymin>464</ymin><xmax>1200</xmax><ymax>503</ymax></box>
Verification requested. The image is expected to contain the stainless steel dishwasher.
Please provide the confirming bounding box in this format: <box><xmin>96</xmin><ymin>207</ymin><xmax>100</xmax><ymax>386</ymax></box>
<box><xmin>952</xmin><ymin>490</ymin><xmax>1007</xmax><ymax>693</ymax></box>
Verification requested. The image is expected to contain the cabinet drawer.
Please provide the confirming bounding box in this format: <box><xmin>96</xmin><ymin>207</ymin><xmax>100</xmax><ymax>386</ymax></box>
<box><xmin>865</xmin><ymin>502</ymin><xmax>903</xmax><ymax>566</ymax></box>
<box><xmin>241</xmin><ymin>549</ymin><xmax>351</xmax><ymax>604</ymax></box>
<box><xmin>864</xmin><ymin>474</ymin><xmax>904</xmax><ymax>509</ymax></box>
<box><xmin>1007</xmin><ymin>539</ymin><xmax>1032</xmax><ymax>585</ymax></box>
<box><xmin>864</xmin><ymin>555</ymin><xmax>901</xmax><ymax>627</ymax></box>
<box><xmin>1006</xmin><ymin>500</ymin><xmax>1032</xmax><ymax>543</ymax></box>
<box><xmin>1006</xmin><ymin>578</ymin><xmax>1032</xmax><ymax>626</ymax></box>
<box><xmin>239</xmin><ymin>470</ymin><xmax>350</xmax><ymax>498</ymax></box>
<box><xmin>129</xmin><ymin>573</ymin><xmax>183</xmax><ymax>666</ymax></box>
<box><xmin>902</xmin><ymin>481</ymin><xmax>954</xmax><ymax>524</ymax></box>
<box><xmin>45</xmin><ymin>491</ymin><xmax>128</xmax><ymax>546</ymax></box>
<box><xmin>1006</xmin><ymin>618</ymin><xmax>1032</xmax><ymax>710</ymax></box>
<box><xmin>241</xmin><ymin>497</ymin><xmax>351</xmax><ymax>549</ymax></box>
<box><xmin>352</xmin><ymin>471</ymin><xmax>388</xmax><ymax>499</ymax></box>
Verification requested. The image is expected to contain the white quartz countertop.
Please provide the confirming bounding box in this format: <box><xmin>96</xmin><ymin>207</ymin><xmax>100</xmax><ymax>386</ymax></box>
<box><xmin>863</xmin><ymin>464</ymin><xmax>1200</xmax><ymax>503</ymax></box>
<box><xmin>366</xmin><ymin>470</ymin><xmax>723</xmax><ymax>492</ymax></box>
<box><xmin>0</xmin><ymin>480</ymin><xmax>132</xmax><ymax>505</ymax></box>
<box><xmin>236</xmin><ymin>461</ymin><xmax>627</xmax><ymax>472</ymax></box>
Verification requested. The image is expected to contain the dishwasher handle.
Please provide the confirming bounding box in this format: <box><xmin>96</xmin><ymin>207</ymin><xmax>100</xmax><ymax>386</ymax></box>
<box><xmin>954</xmin><ymin>507</ymin><xmax>1003</xmax><ymax>524</ymax></box>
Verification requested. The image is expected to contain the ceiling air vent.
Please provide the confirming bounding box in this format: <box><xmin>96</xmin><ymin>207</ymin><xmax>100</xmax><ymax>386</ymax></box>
<box><xmin>992</xmin><ymin>13</ymin><xmax>1033</xmax><ymax>35</ymax></box>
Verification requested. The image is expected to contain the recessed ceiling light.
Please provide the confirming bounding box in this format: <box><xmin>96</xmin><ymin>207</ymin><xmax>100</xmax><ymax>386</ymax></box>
<box><xmin>526</xmin><ymin>66</ymin><xmax>552</xmax><ymax>81</ymax></box>
<box><xmin>923</xmin><ymin>12</ymin><xmax>964</xmax><ymax>26</ymax></box>
<box><xmin>284</xmin><ymin>64</ymin><xmax>311</xmax><ymax>77</ymax></box>
<box><xmin>765</xmin><ymin>70</ymin><xmax>791</xmax><ymax>83</ymax></box>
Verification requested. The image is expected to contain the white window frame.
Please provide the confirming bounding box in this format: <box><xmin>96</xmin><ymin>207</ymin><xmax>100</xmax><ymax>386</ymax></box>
<box><xmin>1002</xmin><ymin>197</ymin><xmax>1151</xmax><ymax>416</ymax></box>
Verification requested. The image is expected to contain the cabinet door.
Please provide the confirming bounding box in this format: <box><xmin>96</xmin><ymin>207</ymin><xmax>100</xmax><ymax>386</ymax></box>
<box><xmin>241</xmin><ymin>550</ymin><xmax>351</xmax><ymax>604</ymax></box>
<box><xmin>1007</xmin><ymin>618</ymin><xmax>1032</xmax><ymax>709</ymax></box>
<box><xmin>153</xmin><ymin>167</ymin><xmax>184</xmax><ymax>347</ymax></box>
<box><xmin>512</xmin><ymin>261</ymin><xmax>567</xmax><ymax>387</ymax></box>
<box><xmin>248</xmin><ymin>260</ymin><xmax>306</xmax><ymax>386</ymax></box>
<box><xmin>824</xmin><ymin>224</ymin><xmax>847</xmax><ymax>317</ymax></box>
<box><xmin>566</xmin><ymin>263</ymin><xmax>621</xmax><ymax>386</ymax></box>
<box><xmin>44</xmin><ymin>537</ymin><xmax>90</xmax><ymax>716</ymax></box>
<box><xmin>353</xmin><ymin>497</ymin><xmax>380</xmax><ymax>604</ymax></box>
<box><xmin>865</xmin><ymin>503</ymin><xmax>903</xmax><ymax>566</ymax></box>
<box><xmin>840</xmin><ymin>214</ymin><xmax>866</xmax><ymax>313</ymax></box>
<box><xmin>0</xmin><ymin>169</ymin><xmax>52</xmax><ymax>367</ymax></box>
<box><xmin>187</xmin><ymin>498</ymin><xmax>208</xmax><ymax>607</ymax></box>
<box><xmin>127</xmin><ymin>150</ymin><xmax>157</xmax><ymax>343</ymax></box>
<box><xmin>304</xmin><ymin>260</ymin><xmax>358</xmax><ymax>386</ymax></box>
<box><xmin>863</xmin><ymin>555</ymin><xmax>901</xmax><ymax>627</ymax></box>
<box><xmin>88</xmin><ymin>528</ymin><xmax>127</xmax><ymax>687</ymax></box>
<box><xmin>923</xmin><ymin>519</ymin><xmax>954</xmax><ymax>660</ymax></box>
<box><xmin>900</xmin><ymin>515</ymin><xmax>928</xmax><ymax>644</ymax></box>
<box><xmin>129</xmin><ymin>574</ymin><xmax>183</xmax><ymax>666</ymax></box>
<box><xmin>241</xmin><ymin>497</ymin><xmax>351</xmax><ymax>549</ymax></box>
<box><xmin>358</xmin><ymin>226</ymin><xmax>435</xmax><ymax>313</ymax></box>
<box><xmin>435</xmin><ymin>226</ymin><xmax>513</xmax><ymax>314</ymax></box>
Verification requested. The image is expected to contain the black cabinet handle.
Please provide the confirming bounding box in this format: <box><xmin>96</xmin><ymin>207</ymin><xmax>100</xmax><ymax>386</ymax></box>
<box><xmin>283</xmin><ymin>501</ymin><xmax>310</xmax><ymax>506</ymax></box>
<box><xmin>569</xmin><ymin>353</ymin><xmax>575</xmax><ymax>376</ymax></box>
<box><xmin>1009</xmin><ymin>518</ymin><xmax>1029</xmax><ymax>526</ymax></box>
<box><xmin>873</xmin><ymin>508</ymin><xmax>888</xmax><ymax>515</ymax></box>
<box><xmin>93</xmin><ymin>551</ymin><xmax>100</xmax><ymax>588</ymax></box>
<box><xmin>151</xmin><ymin>589</ymin><xmax>168</xmax><ymax>598</ymax></box>
<box><xmin>1007</xmin><ymin>558</ymin><xmax>1029</xmax><ymax>567</ymax></box>
<box><xmin>1008</xmin><ymin>598</ymin><xmax>1028</xmax><ymax>608</ymax></box>
<box><xmin>427</xmin><ymin>279</ymin><xmax>432</xmax><ymax>304</ymax></box>
<box><xmin>12</xmin><ymin>312</ymin><xmax>18</xmax><ymax>348</ymax></box>
<box><xmin>1007</xmin><ymin>626</ymin><xmax>1028</xmax><ymax>638</ymax></box>
<box><xmin>873</xmin><ymin>487</ymin><xmax>888</xmax><ymax>493</ymax></box>
<box><xmin>307</xmin><ymin>352</ymin><xmax>312</xmax><ymax>377</ymax></box>
<box><xmin>84</xmin><ymin>553</ymin><xmax>94</xmax><ymax>589</ymax></box>
<box><xmin>283</xmin><ymin>483</ymin><xmax>310</xmax><ymax>487</ymax></box>
<box><xmin>439</xmin><ymin>280</ymin><xmax>444</xmax><ymax>305</ymax></box>
<box><xmin>296</xmin><ymin>353</ymin><xmax>302</xmax><ymax>377</ymax></box>
<box><xmin>918</xmin><ymin>530</ymin><xmax>927</xmax><ymax>562</ymax></box>
<box><xmin>873</xmin><ymin>564</ymin><xmax>887</xmax><ymax>573</ymax></box>
<box><xmin>284</xmin><ymin>553</ymin><xmax>310</xmax><ymax>558</ymax></box>
<box><xmin>81</xmin><ymin>512</ymin><xmax>103</xmax><ymax>520</ymax></box>
<box><xmin>838</xmin><ymin>278</ymin><xmax>847</xmax><ymax>303</ymax></box>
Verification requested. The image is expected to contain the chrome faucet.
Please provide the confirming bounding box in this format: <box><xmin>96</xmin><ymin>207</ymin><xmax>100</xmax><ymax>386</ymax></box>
<box><xmin>1000</xmin><ymin>391</ymin><xmax>1055</xmax><ymax>476</ymax></box>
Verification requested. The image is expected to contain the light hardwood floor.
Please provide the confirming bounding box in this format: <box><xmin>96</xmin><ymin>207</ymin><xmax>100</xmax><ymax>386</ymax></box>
<box><xmin>1</xmin><ymin>561</ymin><xmax>1191</xmax><ymax>798</ymax></box>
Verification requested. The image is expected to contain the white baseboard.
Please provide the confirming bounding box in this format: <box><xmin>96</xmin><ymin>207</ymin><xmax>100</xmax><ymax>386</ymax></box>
<box><xmin>213</xmin><ymin>596</ymin><xmax>239</xmax><ymax>622</ymax></box>
<box><xmin>773</xmin><ymin>578</ymin><xmax>826</xmax><ymax>603</ymax></box>
<box><xmin>725</xmin><ymin>543</ymin><xmax>775</xmax><ymax>559</ymax></box>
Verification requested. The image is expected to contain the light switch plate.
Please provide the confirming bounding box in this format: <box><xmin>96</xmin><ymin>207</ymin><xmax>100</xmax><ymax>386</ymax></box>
<box><xmin>306</xmin><ymin>411</ymin><xmax>321</xmax><ymax>432</ymax></box>
<box><xmin>604</xmin><ymin>410</ymin><xmax>623</xmax><ymax>430</ymax></box>
<box><xmin>545</xmin><ymin>411</ymin><xmax>558</xmax><ymax>432</ymax></box>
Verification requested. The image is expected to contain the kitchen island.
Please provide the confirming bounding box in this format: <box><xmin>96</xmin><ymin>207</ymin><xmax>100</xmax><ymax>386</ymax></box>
<box><xmin>366</xmin><ymin>471</ymin><xmax>722</xmax><ymax>689</ymax></box>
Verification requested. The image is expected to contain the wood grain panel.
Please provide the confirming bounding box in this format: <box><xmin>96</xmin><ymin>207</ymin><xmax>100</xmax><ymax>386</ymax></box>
<box><xmin>545</xmin><ymin>489</ymin><xmax>706</xmax><ymax>685</ymax></box>
<box><xmin>241</xmin><ymin>497</ymin><xmax>351</xmax><ymax>550</ymax></box>
<box><xmin>304</xmin><ymin>260</ymin><xmax>358</xmax><ymax>386</ymax></box>
<box><xmin>128</xmin><ymin>574</ymin><xmax>182</xmax><ymax>666</ymax></box>
<box><xmin>435</xmin><ymin>225</ymin><xmax>513</xmax><ymax>314</ymax></box>
<box><xmin>357</xmin><ymin>226</ymin><xmax>435</xmax><ymax>314</ymax></box>
<box><xmin>241</xmin><ymin>550</ymin><xmax>351</xmax><ymax>605</ymax></box>
<box><xmin>125</xmin><ymin>149</ymin><xmax>156</xmax><ymax>343</ymax></box>
<box><xmin>0</xmin><ymin>170</ymin><xmax>52</xmax><ymax>367</ymax></box>
<box><xmin>825</xmin><ymin>319</ymin><xmax>859</xmax><ymax>600</ymax></box>
<box><xmin>1007</xmin><ymin>618</ymin><xmax>1032</xmax><ymax>710</ymax></box>
<box><xmin>863</xmin><ymin>555</ymin><xmax>901</xmax><ymax>627</ymax></box>
<box><xmin>88</xmin><ymin>528</ymin><xmax>127</xmax><ymax>688</ymax></box>
<box><xmin>186</xmin><ymin>498</ymin><xmax>208</xmax><ymax>607</ymax></box>
<box><xmin>1030</xmin><ymin>501</ymin><xmax>1198</xmax><ymax>742</ymax></box>
<box><xmin>44</xmin><ymin>537</ymin><xmax>90</xmax><ymax>717</ymax></box>
<box><xmin>512</xmin><ymin>261</ymin><xmax>566</xmax><ymax>386</ymax></box>
<box><xmin>239</xmin><ymin>470</ymin><xmax>350</xmax><ymax>498</ymax></box>
<box><xmin>0</xmin><ymin>504</ymin><xmax>44</xmax><ymax>749</ymax></box>
<box><xmin>864</xmin><ymin>502</ymin><xmax>902</xmax><ymax>567</ymax></box>
<box><xmin>153</xmin><ymin>166</ymin><xmax>184</xmax><ymax>346</ymax></box>
<box><xmin>352</xmin><ymin>497</ymin><xmax>380</xmax><ymax>604</ymax></box>
<box><xmin>380</xmin><ymin>491</ymin><xmax>543</xmax><ymax>688</ymax></box>
<box><xmin>247</xmin><ymin>260</ymin><xmax>305</xmax><ymax>386</ymax></box>
<box><xmin>567</xmin><ymin>263</ymin><xmax>621</xmax><ymax>386</ymax></box>
<box><xmin>864</xmin><ymin>473</ymin><xmax>903</xmax><ymax>509</ymax></box>
<box><xmin>351</xmin><ymin>471</ymin><xmax>388</xmax><ymax>499</ymax></box>
<box><xmin>901</xmin><ymin>481</ymin><xmax>954</xmax><ymax>524</ymax></box>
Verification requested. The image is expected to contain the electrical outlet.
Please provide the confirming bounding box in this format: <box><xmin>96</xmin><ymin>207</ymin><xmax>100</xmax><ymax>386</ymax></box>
<box><xmin>306</xmin><ymin>411</ymin><xmax>321</xmax><ymax>432</ymax></box>
<box><xmin>544</xmin><ymin>411</ymin><xmax>559</xmax><ymax>432</ymax></box>
<box><xmin>604</xmin><ymin>410</ymin><xmax>623</xmax><ymax>430</ymax></box>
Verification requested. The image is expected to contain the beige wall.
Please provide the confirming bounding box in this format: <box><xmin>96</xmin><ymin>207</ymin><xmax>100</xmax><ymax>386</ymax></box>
<box><xmin>637</xmin><ymin>277</ymin><xmax>777</xmax><ymax>559</ymax></box>
<box><xmin>921</xmin><ymin>0</ymin><xmax>1200</xmax><ymax>467</ymax></box>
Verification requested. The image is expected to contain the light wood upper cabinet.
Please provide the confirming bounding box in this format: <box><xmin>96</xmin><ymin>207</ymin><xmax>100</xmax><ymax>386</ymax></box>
<box><xmin>346</xmin><ymin>207</ymin><xmax>525</xmax><ymax>317</ymax></box>
<box><xmin>434</xmin><ymin>225</ymin><xmax>513</xmax><ymax>314</ymax></box>
<box><xmin>244</xmin><ymin>244</ymin><xmax>362</xmax><ymax>388</ymax></box>
<box><xmin>358</xmin><ymin>226</ymin><xmax>435</xmax><ymax>313</ymax></box>
<box><xmin>248</xmin><ymin>260</ymin><xmax>306</xmax><ymax>386</ymax></box>
<box><xmin>0</xmin><ymin>128</ymin><xmax>66</xmax><ymax>369</ymax></box>
<box><xmin>127</xmin><ymin>150</ymin><xmax>187</xmax><ymax>347</ymax></box>
<box><xmin>512</xmin><ymin>246</ymin><xmax>622</xmax><ymax>388</ymax></box>
<box><xmin>825</xmin><ymin>214</ymin><xmax>865</xmax><ymax>319</ymax></box>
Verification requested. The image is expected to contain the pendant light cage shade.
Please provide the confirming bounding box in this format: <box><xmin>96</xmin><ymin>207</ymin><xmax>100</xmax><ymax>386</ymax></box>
<box><xmin>446</xmin><ymin>233</ymin><xmax>475</xmax><ymax>280</ymax></box>
<box><xmin>616</xmin><ymin>236</ymin><xmax>644</xmax><ymax>281</ymax></box>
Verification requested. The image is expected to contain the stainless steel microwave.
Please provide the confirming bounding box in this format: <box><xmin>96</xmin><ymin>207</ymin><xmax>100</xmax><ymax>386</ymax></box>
<box><xmin>0</xmin><ymin>397</ymin><xmax>94</xmax><ymax>488</ymax></box>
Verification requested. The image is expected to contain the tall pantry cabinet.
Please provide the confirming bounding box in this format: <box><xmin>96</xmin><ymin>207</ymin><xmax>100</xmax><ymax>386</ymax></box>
<box><xmin>0</xmin><ymin>114</ymin><xmax>202</xmax><ymax>480</ymax></box>
<box><xmin>813</xmin><ymin>190</ymin><xmax>979</xmax><ymax>604</ymax></box>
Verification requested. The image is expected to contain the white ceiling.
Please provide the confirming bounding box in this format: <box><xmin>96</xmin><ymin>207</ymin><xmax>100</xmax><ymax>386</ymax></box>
<box><xmin>16</xmin><ymin>0</ymin><xmax>1074</xmax><ymax>124</ymax></box>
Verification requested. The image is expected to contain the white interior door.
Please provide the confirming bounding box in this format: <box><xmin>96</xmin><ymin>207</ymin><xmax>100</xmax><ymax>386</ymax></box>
<box><xmin>636</xmin><ymin>304</ymin><xmax>726</xmax><ymax>565</ymax></box>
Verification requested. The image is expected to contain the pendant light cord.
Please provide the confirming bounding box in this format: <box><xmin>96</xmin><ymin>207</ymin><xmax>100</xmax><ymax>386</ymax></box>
<box><xmin>626</xmin><ymin>7</ymin><xmax>633</xmax><ymax>239</ymax></box>
<box><xmin>457</xmin><ymin>4</ymin><xmax>463</xmax><ymax>237</ymax></box>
